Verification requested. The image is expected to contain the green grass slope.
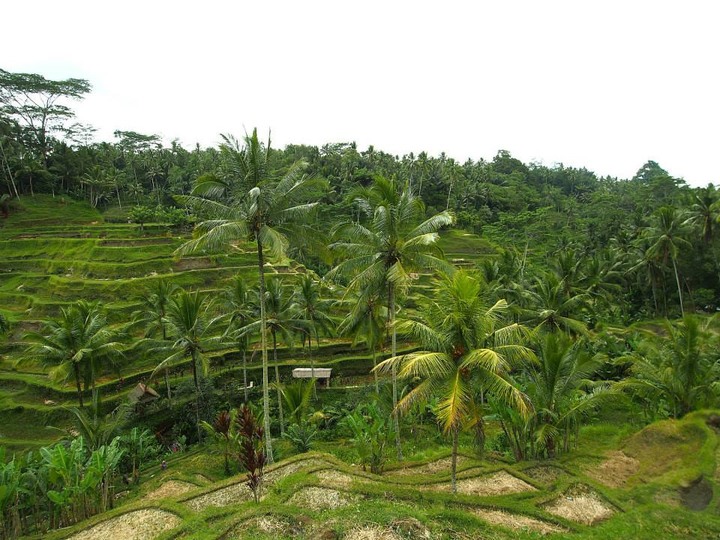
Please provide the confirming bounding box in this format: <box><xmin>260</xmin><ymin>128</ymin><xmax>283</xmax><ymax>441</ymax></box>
<box><xmin>40</xmin><ymin>412</ymin><xmax>720</xmax><ymax>540</ymax></box>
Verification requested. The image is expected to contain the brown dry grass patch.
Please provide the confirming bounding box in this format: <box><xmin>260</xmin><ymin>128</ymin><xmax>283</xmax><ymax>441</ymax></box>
<box><xmin>544</xmin><ymin>484</ymin><xmax>616</xmax><ymax>525</ymax></box>
<box><xmin>67</xmin><ymin>509</ymin><xmax>180</xmax><ymax>540</ymax></box>
<box><xmin>343</xmin><ymin>525</ymin><xmax>402</xmax><ymax>540</ymax></box>
<box><xmin>523</xmin><ymin>465</ymin><xmax>567</xmax><ymax>484</ymax></box>
<box><xmin>287</xmin><ymin>486</ymin><xmax>358</xmax><ymax>511</ymax></box>
<box><xmin>185</xmin><ymin>481</ymin><xmax>256</xmax><ymax>511</ymax></box>
<box><xmin>226</xmin><ymin>514</ymin><xmax>300</xmax><ymax>538</ymax></box>
<box><xmin>316</xmin><ymin>469</ymin><xmax>356</xmax><ymax>489</ymax></box>
<box><xmin>472</xmin><ymin>508</ymin><xmax>567</xmax><ymax>535</ymax></box>
<box><xmin>142</xmin><ymin>480</ymin><xmax>198</xmax><ymax>502</ymax></box>
<box><xmin>264</xmin><ymin>458</ymin><xmax>329</xmax><ymax>483</ymax></box>
<box><xmin>385</xmin><ymin>456</ymin><xmax>474</xmax><ymax>476</ymax></box>
<box><xmin>586</xmin><ymin>451</ymin><xmax>640</xmax><ymax>488</ymax></box>
<box><xmin>427</xmin><ymin>470</ymin><xmax>536</xmax><ymax>496</ymax></box>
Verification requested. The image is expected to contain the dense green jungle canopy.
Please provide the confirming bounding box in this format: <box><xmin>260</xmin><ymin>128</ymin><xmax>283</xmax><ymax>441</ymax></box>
<box><xmin>2</xmin><ymin>68</ymin><xmax>719</xmax><ymax>321</ymax></box>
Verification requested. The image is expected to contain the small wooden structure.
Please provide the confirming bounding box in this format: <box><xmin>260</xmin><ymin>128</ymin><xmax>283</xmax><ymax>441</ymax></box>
<box><xmin>292</xmin><ymin>367</ymin><xmax>332</xmax><ymax>387</ymax></box>
<box><xmin>128</xmin><ymin>383</ymin><xmax>160</xmax><ymax>405</ymax></box>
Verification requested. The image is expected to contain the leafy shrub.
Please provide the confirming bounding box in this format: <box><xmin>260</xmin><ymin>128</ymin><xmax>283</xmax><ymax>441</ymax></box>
<box><xmin>283</xmin><ymin>422</ymin><xmax>317</xmax><ymax>453</ymax></box>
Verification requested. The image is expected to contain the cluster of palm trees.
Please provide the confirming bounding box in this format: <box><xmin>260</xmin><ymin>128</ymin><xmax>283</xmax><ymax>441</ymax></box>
<box><xmin>25</xmin><ymin>301</ymin><xmax>124</xmax><ymax>408</ymax></box>
<box><xmin>19</xmin><ymin>131</ymin><xmax>720</xmax><ymax>499</ymax></box>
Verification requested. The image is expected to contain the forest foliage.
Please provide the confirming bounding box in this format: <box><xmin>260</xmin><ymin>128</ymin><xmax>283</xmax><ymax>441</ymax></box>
<box><xmin>1</xmin><ymin>68</ymin><xmax>720</xmax><ymax>539</ymax></box>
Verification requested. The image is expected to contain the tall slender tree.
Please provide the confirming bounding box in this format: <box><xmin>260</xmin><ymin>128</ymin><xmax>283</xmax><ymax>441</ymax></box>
<box><xmin>131</xmin><ymin>279</ymin><xmax>176</xmax><ymax>399</ymax></box>
<box><xmin>152</xmin><ymin>289</ymin><xmax>216</xmax><ymax>441</ymax></box>
<box><xmin>644</xmin><ymin>206</ymin><xmax>691</xmax><ymax>316</ymax></box>
<box><xmin>330</xmin><ymin>175</ymin><xmax>454</xmax><ymax>459</ymax></box>
<box><xmin>337</xmin><ymin>285</ymin><xmax>387</xmax><ymax>394</ymax></box>
<box><xmin>293</xmin><ymin>274</ymin><xmax>334</xmax><ymax>395</ymax></box>
<box><xmin>176</xmin><ymin>129</ymin><xmax>326</xmax><ymax>462</ymax></box>
<box><xmin>222</xmin><ymin>276</ymin><xmax>256</xmax><ymax>403</ymax></box>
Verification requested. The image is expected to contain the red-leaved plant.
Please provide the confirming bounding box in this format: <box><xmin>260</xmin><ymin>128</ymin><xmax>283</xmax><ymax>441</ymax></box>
<box><xmin>236</xmin><ymin>404</ymin><xmax>266</xmax><ymax>502</ymax></box>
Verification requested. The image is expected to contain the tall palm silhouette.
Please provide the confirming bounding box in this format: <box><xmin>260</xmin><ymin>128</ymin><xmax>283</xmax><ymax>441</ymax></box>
<box><xmin>330</xmin><ymin>176</ymin><xmax>453</xmax><ymax>459</ymax></box>
<box><xmin>293</xmin><ymin>274</ymin><xmax>334</xmax><ymax>397</ymax></box>
<box><xmin>152</xmin><ymin>289</ymin><xmax>216</xmax><ymax>441</ymax></box>
<box><xmin>176</xmin><ymin>129</ymin><xmax>325</xmax><ymax>462</ymax></box>
<box><xmin>644</xmin><ymin>206</ymin><xmax>690</xmax><ymax>316</ymax></box>
<box><xmin>222</xmin><ymin>276</ymin><xmax>256</xmax><ymax>403</ymax></box>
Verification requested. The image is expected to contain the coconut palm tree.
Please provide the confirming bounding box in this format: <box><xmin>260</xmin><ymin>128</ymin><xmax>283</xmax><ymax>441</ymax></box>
<box><xmin>293</xmin><ymin>274</ymin><xmax>334</xmax><ymax>395</ymax></box>
<box><xmin>644</xmin><ymin>206</ymin><xmax>691</xmax><ymax>316</ymax></box>
<box><xmin>337</xmin><ymin>284</ymin><xmax>387</xmax><ymax>394</ymax></box>
<box><xmin>175</xmin><ymin>129</ymin><xmax>326</xmax><ymax>463</ymax></box>
<box><xmin>685</xmin><ymin>185</ymin><xmax>719</xmax><ymax>245</ymax></box>
<box><xmin>629</xmin><ymin>236</ymin><xmax>667</xmax><ymax>316</ymax></box>
<box><xmin>620</xmin><ymin>316</ymin><xmax>720</xmax><ymax>418</ymax></box>
<box><xmin>131</xmin><ymin>279</ymin><xmax>176</xmax><ymax>399</ymax></box>
<box><xmin>241</xmin><ymin>277</ymin><xmax>307</xmax><ymax>436</ymax></box>
<box><xmin>525</xmin><ymin>333</ymin><xmax>616</xmax><ymax>457</ymax></box>
<box><xmin>222</xmin><ymin>276</ymin><xmax>257</xmax><ymax>403</ymax></box>
<box><xmin>520</xmin><ymin>273</ymin><xmax>589</xmax><ymax>336</ymax></box>
<box><xmin>152</xmin><ymin>289</ymin><xmax>216</xmax><ymax>440</ymax></box>
<box><xmin>377</xmin><ymin>270</ymin><xmax>533</xmax><ymax>492</ymax></box>
<box><xmin>330</xmin><ymin>175</ymin><xmax>454</xmax><ymax>459</ymax></box>
<box><xmin>26</xmin><ymin>301</ymin><xmax>123</xmax><ymax>407</ymax></box>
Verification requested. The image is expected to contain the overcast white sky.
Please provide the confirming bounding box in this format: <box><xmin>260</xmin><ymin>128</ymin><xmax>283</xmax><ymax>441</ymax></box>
<box><xmin>3</xmin><ymin>1</ymin><xmax>719</xmax><ymax>185</ymax></box>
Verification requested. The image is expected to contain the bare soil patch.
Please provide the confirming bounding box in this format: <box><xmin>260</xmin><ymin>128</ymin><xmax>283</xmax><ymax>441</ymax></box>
<box><xmin>287</xmin><ymin>486</ymin><xmax>358</xmax><ymax>511</ymax></box>
<box><xmin>472</xmin><ymin>508</ymin><xmax>567</xmax><ymax>535</ymax></box>
<box><xmin>173</xmin><ymin>257</ymin><xmax>214</xmax><ymax>271</ymax></box>
<box><xmin>586</xmin><ymin>451</ymin><xmax>640</xmax><ymax>488</ymax></box>
<box><xmin>142</xmin><ymin>480</ymin><xmax>197</xmax><ymax>502</ymax></box>
<box><xmin>680</xmin><ymin>476</ymin><xmax>713</xmax><ymax>510</ymax></box>
<box><xmin>544</xmin><ymin>484</ymin><xmax>616</xmax><ymax>525</ymax></box>
<box><xmin>427</xmin><ymin>470</ymin><xmax>536</xmax><ymax>497</ymax></box>
<box><xmin>67</xmin><ymin>509</ymin><xmax>180</xmax><ymax>540</ymax></box>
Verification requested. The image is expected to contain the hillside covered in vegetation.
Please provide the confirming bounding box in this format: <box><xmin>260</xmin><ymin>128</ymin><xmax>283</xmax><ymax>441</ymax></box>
<box><xmin>1</xmin><ymin>68</ymin><xmax>719</xmax><ymax>539</ymax></box>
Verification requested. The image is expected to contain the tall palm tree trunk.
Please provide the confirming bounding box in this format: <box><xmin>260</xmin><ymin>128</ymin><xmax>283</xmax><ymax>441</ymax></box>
<box><xmin>451</xmin><ymin>426</ymin><xmax>459</xmax><ymax>494</ymax></box>
<box><xmin>242</xmin><ymin>348</ymin><xmax>248</xmax><ymax>403</ymax></box>
<box><xmin>256</xmin><ymin>237</ymin><xmax>274</xmax><ymax>463</ymax></box>
<box><xmin>272</xmin><ymin>330</ymin><xmax>285</xmax><ymax>436</ymax></box>
<box><xmin>672</xmin><ymin>257</ymin><xmax>685</xmax><ymax>316</ymax></box>
<box><xmin>191</xmin><ymin>351</ymin><xmax>202</xmax><ymax>442</ymax></box>
<box><xmin>312</xmin><ymin>331</ymin><xmax>319</xmax><ymax>399</ymax></box>
<box><xmin>389</xmin><ymin>285</ymin><xmax>402</xmax><ymax>460</ymax></box>
<box><xmin>164</xmin><ymin>369</ymin><xmax>172</xmax><ymax>402</ymax></box>
<box><xmin>372</xmin><ymin>346</ymin><xmax>379</xmax><ymax>395</ymax></box>
<box><xmin>74</xmin><ymin>363</ymin><xmax>84</xmax><ymax>408</ymax></box>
